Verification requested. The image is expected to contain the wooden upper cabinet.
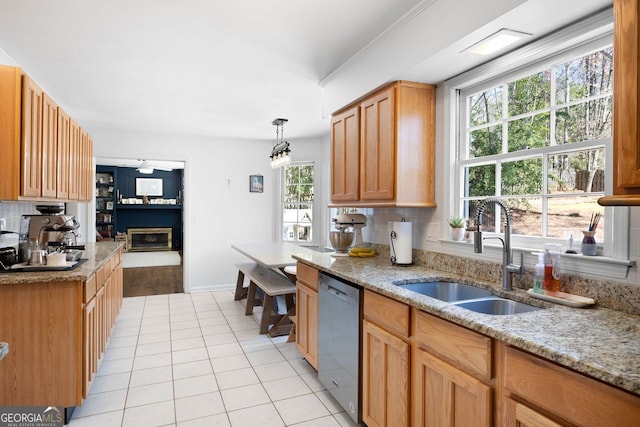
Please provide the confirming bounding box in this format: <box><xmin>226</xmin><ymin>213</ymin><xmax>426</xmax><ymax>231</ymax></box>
<box><xmin>0</xmin><ymin>65</ymin><xmax>93</xmax><ymax>203</ymax></box>
<box><xmin>600</xmin><ymin>0</ymin><xmax>640</xmax><ymax>205</ymax></box>
<box><xmin>68</xmin><ymin>119</ymin><xmax>81</xmax><ymax>201</ymax></box>
<box><xmin>0</xmin><ymin>66</ymin><xmax>21</xmax><ymax>200</ymax></box>
<box><xmin>329</xmin><ymin>80</ymin><xmax>436</xmax><ymax>207</ymax></box>
<box><xmin>57</xmin><ymin>108</ymin><xmax>71</xmax><ymax>199</ymax></box>
<box><xmin>330</xmin><ymin>105</ymin><xmax>360</xmax><ymax>203</ymax></box>
<box><xmin>42</xmin><ymin>93</ymin><xmax>58</xmax><ymax>198</ymax></box>
<box><xmin>21</xmin><ymin>74</ymin><xmax>44</xmax><ymax>198</ymax></box>
<box><xmin>360</xmin><ymin>86</ymin><xmax>395</xmax><ymax>202</ymax></box>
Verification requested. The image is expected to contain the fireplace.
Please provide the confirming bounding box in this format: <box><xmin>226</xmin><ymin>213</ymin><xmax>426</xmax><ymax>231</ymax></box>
<box><xmin>127</xmin><ymin>227</ymin><xmax>173</xmax><ymax>252</ymax></box>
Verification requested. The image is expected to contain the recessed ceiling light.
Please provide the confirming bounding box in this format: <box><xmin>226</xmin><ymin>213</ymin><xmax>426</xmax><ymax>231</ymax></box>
<box><xmin>462</xmin><ymin>29</ymin><xmax>532</xmax><ymax>56</ymax></box>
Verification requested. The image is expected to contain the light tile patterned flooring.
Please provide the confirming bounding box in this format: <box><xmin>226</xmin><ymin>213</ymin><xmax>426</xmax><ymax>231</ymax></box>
<box><xmin>68</xmin><ymin>290</ymin><xmax>359</xmax><ymax>427</ymax></box>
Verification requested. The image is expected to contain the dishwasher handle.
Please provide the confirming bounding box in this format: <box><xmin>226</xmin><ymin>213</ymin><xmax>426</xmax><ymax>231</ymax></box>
<box><xmin>327</xmin><ymin>285</ymin><xmax>348</xmax><ymax>301</ymax></box>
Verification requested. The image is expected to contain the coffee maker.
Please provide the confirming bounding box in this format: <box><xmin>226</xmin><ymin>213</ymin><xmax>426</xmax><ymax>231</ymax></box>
<box><xmin>18</xmin><ymin>207</ymin><xmax>80</xmax><ymax>262</ymax></box>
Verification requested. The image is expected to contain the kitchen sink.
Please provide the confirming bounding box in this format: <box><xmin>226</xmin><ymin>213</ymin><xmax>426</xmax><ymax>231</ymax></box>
<box><xmin>452</xmin><ymin>297</ymin><xmax>543</xmax><ymax>315</ymax></box>
<box><xmin>394</xmin><ymin>281</ymin><xmax>493</xmax><ymax>302</ymax></box>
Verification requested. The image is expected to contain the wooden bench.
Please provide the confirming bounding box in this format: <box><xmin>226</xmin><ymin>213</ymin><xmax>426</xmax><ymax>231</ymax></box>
<box><xmin>234</xmin><ymin>262</ymin><xmax>296</xmax><ymax>337</ymax></box>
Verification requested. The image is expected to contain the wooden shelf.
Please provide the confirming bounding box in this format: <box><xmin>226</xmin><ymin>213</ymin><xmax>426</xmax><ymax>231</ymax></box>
<box><xmin>117</xmin><ymin>204</ymin><xmax>182</xmax><ymax>210</ymax></box>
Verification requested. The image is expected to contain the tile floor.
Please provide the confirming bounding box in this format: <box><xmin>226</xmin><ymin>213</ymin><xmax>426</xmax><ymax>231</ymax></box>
<box><xmin>68</xmin><ymin>290</ymin><xmax>360</xmax><ymax>427</ymax></box>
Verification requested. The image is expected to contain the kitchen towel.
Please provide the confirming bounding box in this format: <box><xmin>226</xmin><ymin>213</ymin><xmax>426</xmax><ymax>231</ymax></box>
<box><xmin>389</xmin><ymin>221</ymin><xmax>412</xmax><ymax>265</ymax></box>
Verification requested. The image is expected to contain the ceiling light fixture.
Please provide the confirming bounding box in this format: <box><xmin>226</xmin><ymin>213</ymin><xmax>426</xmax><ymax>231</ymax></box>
<box><xmin>270</xmin><ymin>118</ymin><xmax>291</xmax><ymax>169</ymax></box>
<box><xmin>137</xmin><ymin>160</ymin><xmax>154</xmax><ymax>174</ymax></box>
<box><xmin>462</xmin><ymin>28</ymin><xmax>531</xmax><ymax>56</ymax></box>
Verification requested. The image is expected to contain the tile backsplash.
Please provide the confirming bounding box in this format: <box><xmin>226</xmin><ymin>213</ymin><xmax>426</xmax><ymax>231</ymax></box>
<box><xmin>0</xmin><ymin>201</ymin><xmax>39</xmax><ymax>232</ymax></box>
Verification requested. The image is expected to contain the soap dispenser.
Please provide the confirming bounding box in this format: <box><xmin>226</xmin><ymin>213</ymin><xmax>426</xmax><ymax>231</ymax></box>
<box><xmin>533</xmin><ymin>252</ymin><xmax>545</xmax><ymax>294</ymax></box>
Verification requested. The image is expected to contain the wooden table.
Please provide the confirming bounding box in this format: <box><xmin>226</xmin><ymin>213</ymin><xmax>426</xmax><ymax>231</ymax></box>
<box><xmin>231</xmin><ymin>242</ymin><xmax>317</xmax><ymax>337</ymax></box>
<box><xmin>231</xmin><ymin>242</ymin><xmax>316</xmax><ymax>269</ymax></box>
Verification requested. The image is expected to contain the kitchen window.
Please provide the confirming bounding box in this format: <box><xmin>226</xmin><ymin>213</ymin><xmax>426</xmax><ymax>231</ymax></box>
<box><xmin>281</xmin><ymin>162</ymin><xmax>315</xmax><ymax>243</ymax></box>
<box><xmin>456</xmin><ymin>41</ymin><xmax>613</xmax><ymax>251</ymax></box>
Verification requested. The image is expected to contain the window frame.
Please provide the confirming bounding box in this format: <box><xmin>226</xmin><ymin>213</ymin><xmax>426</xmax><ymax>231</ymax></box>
<box><xmin>278</xmin><ymin>161</ymin><xmax>318</xmax><ymax>246</ymax></box>
<box><xmin>442</xmin><ymin>8</ymin><xmax>632</xmax><ymax>277</ymax></box>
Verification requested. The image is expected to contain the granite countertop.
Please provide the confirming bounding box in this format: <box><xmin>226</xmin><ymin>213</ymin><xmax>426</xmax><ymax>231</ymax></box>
<box><xmin>292</xmin><ymin>251</ymin><xmax>640</xmax><ymax>396</ymax></box>
<box><xmin>0</xmin><ymin>241</ymin><xmax>123</xmax><ymax>284</ymax></box>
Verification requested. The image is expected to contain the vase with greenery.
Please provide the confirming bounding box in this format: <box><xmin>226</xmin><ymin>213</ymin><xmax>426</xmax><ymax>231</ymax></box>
<box><xmin>448</xmin><ymin>216</ymin><xmax>466</xmax><ymax>241</ymax></box>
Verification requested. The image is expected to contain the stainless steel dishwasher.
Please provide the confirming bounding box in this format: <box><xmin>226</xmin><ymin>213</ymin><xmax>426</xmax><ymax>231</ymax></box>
<box><xmin>318</xmin><ymin>272</ymin><xmax>363</xmax><ymax>424</ymax></box>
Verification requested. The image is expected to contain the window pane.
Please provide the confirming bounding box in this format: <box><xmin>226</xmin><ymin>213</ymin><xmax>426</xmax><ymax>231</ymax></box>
<box><xmin>555</xmin><ymin>47</ymin><xmax>613</xmax><ymax>104</ymax></box>
<box><xmin>548</xmin><ymin>149</ymin><xmax>605</xmax><ymax>194</ymax></box>
<box><xmin>510</xmin><ymin>198</ymin><xmax>542</xmax><ymax>236</ymax></box>
<box><xmin>555</xmin><ymin>98</ymin><xmax>612</xmax><ymax>144</ymax></box>
<box><xmin>299</xmin><ymin>184</ymin><xmax>314</xmax><ymax>202</ymax></box>
<box><xmin>501</xmin><ymin>158</ymin><xmax>543</xmax><ymax>196</ymax></box>
<box><xmin>470</xmin><ymin>124</ymin><xmax>502</xmax><ymax>157</ymax></box>
<box><xmin>547</xmin><ymin>196</ymin><xmax>603</xmax><ymax>241</ymax></box>
<box><xmin>508</xmin><ymin>71</ymin><xmax>551</xmax><ymax>116</ymax></box>
<box><xmin>285</xmin><ymin>185</ymin><xmax>299</xmax><ymax>202</ymax></box>
<box><xmin>469</xmin><ymin>87</ymin><xmax>502</xmax><ymax>126</ymax></box>
<box><xmin>507</xmin><ymin>113</ymin><xmax>550</xmax><ymax>151</ymax></box>
<box><xmin>467</xmin><ymin>200</ymin><xmax>496</xmax><ymax>233</ymax></box>
<box><xmin>465</xmin><ymin>164</ymin><xmax>496</xmax><ymax>197</ymax></box>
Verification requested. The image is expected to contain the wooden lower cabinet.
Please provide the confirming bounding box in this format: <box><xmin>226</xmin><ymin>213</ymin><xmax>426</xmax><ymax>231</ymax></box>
<box><xmin>295</xmin><ymin>262</ymin><xmax>319</xmax><ymax>369</ymax></box>
<box><xmin>82</xmin><ymin>296</ymin><xmax>98</xmax><ymax>398</ymax></box>
<box><xmin>504</xmin><ymin>398</ymin><xmax>563</xmax><ymax>427</ymax></box>
<box><xmin>295</xmin><ymin>281</ymin><xmax>318</xmax><ymax>369</ymax></box>
<box><xmin>413</xmin><ymin>348</ymin><xmax>491</xmax><ymax>427</ymax></box>
<box><xmin>362</xmin><ymin>319</ymin><xmax>410</xmax><ymax>427</ymax></box>
<box><xmin>0</xmin><ymin>247</ymin><xmax>124</xmax><ymax>407</ymax></box>
<box><xmin>503</xmin><ymin>345</ymin><xmax>640</xmax><ymax>427</ymax></box>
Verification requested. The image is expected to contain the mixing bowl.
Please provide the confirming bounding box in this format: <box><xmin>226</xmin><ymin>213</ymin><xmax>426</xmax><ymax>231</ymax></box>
<box><xmin>329</xmin><ymin>231</ymin><xmax>355</xmax><ymax>253</ymax></box>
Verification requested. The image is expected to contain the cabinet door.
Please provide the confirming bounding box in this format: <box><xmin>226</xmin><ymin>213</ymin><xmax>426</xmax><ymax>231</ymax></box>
<box><xmin>331</xmin><ymin>105</ymin><xmax>360</xmax><ymax>203</ymax></box>
<box><xmin>504</xmin><ymin>398</ymin><xmax>563</xmax><ymax>427</ymax></box>
<box><xmin>21</xmin><ymin>75</ymin><xmax>43</xmax><ymax>198</ymax></box>
<box><xmin>78</xmin><ymin>129</ymin><xmax>92</xmax><ymax>202</ymax></box>
<box><xmin>360</xmin><ymin>86</ymin><xmax>395</xmax><ymax>201</ymax></box>
<box><xmin>413</xmin><ymin>349</ymin><xmax>491</xmax><ymax>427</ymax></box>
<box><xmin>295</xmin><ymin>283</ymin><xmax>318</xmax><ymax>369</ymax></box>
<box><xmin>83</xmin><ymin>297</ymin><xmax>98</xmax><ymax>399</ymax></box>
<box><xmin>0</xmin><ymin>66</ymin><xmax>21</xmax><ymax>200</ymax></box>
<box><xmin>56</xmin><ymin>108</ymin><xmax>71</xmax><ymax>199</ymax></box>
<box><xmin>362</xmin><ymin>319</ymin><xmax>410</xmax><ymax>427</ymax></box>
<box><xmin>96</xmin><ymin>285</ymin><xmax>106</xmax><ymax>357</ymax></box>
<box><xmin>68</xmin><ymin>119</ymin><xmax>80</xmax><ymax>200</ymax></box>
<box><xmin>42</xmin><ymin>93</ymin><xmax>58</xmax><ymax>198</ymax></box>
<box><xmin>613</xmin><ymin>0</ymin><xmax>640</xmax><ymax>193</ymax></box>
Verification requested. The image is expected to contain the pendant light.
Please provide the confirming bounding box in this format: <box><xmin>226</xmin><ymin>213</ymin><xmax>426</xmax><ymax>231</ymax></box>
<box><xmin>270</xmin><ymin>118</ymin><xmax>291</xmax><ymax>169</ymax></box>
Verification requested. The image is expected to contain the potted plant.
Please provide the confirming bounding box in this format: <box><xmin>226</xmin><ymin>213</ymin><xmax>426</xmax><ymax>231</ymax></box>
<box><xmin>448</xmin><ymin>216</ymin><xmax>466</xmax><ymax>241</ymax></box>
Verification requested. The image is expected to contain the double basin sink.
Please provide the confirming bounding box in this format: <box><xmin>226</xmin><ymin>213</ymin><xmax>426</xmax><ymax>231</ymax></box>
<box><xmin>394</xmin><ymin>280</ymin><xmax>543</xmax><ymax>315</ymax></box>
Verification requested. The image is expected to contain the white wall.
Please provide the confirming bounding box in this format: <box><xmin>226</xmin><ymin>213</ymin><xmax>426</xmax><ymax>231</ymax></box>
<box><xmin>91</xmin><ymin>127</ymin><xmax>328</xmax><ymax>293</ymax></box>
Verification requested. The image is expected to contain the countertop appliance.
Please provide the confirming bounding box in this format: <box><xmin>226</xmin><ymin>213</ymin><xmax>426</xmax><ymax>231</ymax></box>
<box><xmin>318</xmin><ymin>272</ymin><xmax>363</xmax><ymax>424</ymax></box>
<box><xmin>332</xmin><ymin>214</ymin><xmax>367</xmax><ymax>247</ymax></box>
<box><xmin>19</xmin><ymin>214</ymin><xmax>80</xmax><ymax>262</ymax></box>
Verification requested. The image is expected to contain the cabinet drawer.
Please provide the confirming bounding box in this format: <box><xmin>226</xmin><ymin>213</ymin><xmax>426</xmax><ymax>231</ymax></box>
<box><xmin>96</xmin><ymin>264</ymin><xmax>107</xmax><ymax>287</ymax></box>
<box><xmin>414</xmin><ymin>310</ymin><xmax>491</xmax><ymax>379</ymax></box>
<box><xmin>296</xmin><ymin>262</ymin><xmax>318</xmax><ymax>292</ymax></box>
<box><xmin>504</xmin><ymin>346</ymin><xmax>640</xmax><ymax>427</ymax></box>
<box><xmin>364</xmin><ymin>290</ymin><xmax>410</xmax><ymax>338</ymax></box>
<box><xmin>84</xmin><ymin>274</ymin><xmax>96</xmax><ymax>303</ymax></box>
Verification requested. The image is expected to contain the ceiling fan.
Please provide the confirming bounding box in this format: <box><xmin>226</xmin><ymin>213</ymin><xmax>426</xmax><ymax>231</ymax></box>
<box><xmin>136</xmin><ymin>159</ymin><xmax>173</xmax><ymax>174</ymax></box>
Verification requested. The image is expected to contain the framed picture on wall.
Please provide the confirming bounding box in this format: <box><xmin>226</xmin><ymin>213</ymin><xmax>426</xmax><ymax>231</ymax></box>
<box><xmin>249</xmin><ymin>175</ymin><xmax>263</xmax><ymax>193</ymax></box>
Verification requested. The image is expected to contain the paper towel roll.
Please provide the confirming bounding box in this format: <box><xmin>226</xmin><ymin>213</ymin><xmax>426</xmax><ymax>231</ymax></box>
<box><xmin>389</xmin><ymin>221</ymin><xmax>412</xmax><ymax>265</ymax></box>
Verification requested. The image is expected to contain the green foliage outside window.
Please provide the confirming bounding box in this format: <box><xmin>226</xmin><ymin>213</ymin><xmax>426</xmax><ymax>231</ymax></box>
<box><xmin>461</xmin><ymin>46</ymin><xmax>612</xmax><ymax>239</ymax></box>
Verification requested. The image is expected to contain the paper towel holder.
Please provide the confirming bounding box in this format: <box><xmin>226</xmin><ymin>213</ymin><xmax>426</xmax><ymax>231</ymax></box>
<box><xmin>390</xmin><ymin>218</ymin><xmax>413</xmax><ymax>266</ymax></box>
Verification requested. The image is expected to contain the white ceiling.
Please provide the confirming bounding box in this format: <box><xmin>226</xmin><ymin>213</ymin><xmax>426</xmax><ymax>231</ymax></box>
<box><xmin>0</xmin><ymin>0</ymin><xmax>612</xmax><ymax>144</ymax></box>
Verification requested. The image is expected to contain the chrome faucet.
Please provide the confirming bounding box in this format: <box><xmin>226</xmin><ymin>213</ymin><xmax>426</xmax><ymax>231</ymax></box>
<box><xmin>473</xmin><ymin>197</ymin><xmax>523</xmax><ymax>291</ymax></box>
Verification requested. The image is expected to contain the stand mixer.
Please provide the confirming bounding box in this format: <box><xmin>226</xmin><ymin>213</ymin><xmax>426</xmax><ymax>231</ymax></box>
<box><xmin>329</xmin><ymin>213</ymin><xmax>367</xmax><ymax>256</ymax></box>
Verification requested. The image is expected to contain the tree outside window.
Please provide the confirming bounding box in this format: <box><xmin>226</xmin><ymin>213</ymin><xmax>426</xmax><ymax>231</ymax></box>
<box><xmin>460</xmin><ymin>46</ymin><xmax>612</xmax><ymax>242</ymax></box>
<box><xmin>282</xmin><ymin>163</ymin><xmax>314</xmax><ymax>242</ymax></box>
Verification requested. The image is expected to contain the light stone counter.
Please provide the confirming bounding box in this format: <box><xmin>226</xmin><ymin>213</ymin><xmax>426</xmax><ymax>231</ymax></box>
<box><xmin>0</xmin><ymin>241</ymin><xmax>123</xmax><ymax>284</ymax></box>
<box><xmin>293</xmin><ymin>252</ymin><xmax>640</xmax><ymax>396</ymax></box>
